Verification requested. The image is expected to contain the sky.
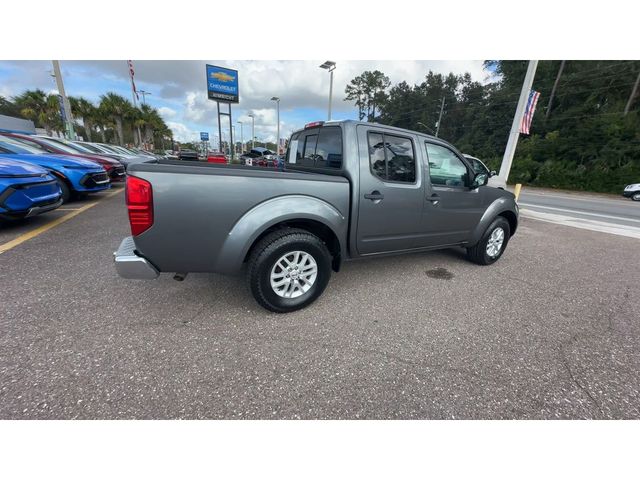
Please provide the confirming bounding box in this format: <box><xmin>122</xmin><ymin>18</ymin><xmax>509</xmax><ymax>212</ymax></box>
<box><xmin>0</xmin><ymin>60</ymin><xmax>491</xmax><ymax>144</ymax></box>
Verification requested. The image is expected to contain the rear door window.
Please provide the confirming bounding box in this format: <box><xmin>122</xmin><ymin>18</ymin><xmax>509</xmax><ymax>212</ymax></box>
<box><xmin>367</xmin><ymin>132</ymin><xmax>416</xmax><ymax>183</ymax></box>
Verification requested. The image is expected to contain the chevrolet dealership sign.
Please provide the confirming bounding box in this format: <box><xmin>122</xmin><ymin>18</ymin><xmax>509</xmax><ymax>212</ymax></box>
<box><xmin>206</xmin><ymin>64</ymin><xmax>239</xmax><ymax>103</ymax></box>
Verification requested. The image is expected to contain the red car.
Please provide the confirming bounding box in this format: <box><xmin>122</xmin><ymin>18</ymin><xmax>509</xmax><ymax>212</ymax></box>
<box><xmin>206</xmin><ymin>152</ymin><xmax>227</xmax><ymax>164</ymax></box>
<box><xmin>0</xmin><ymin>133</ymin><xmax>126</xmax><ymax>183</ymax></box>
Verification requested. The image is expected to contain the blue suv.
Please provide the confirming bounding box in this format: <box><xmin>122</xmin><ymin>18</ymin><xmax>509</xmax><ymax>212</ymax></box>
<box><xmin>0</xmin><ymin>157</ymin><xmax>63</xmax><ymax>220</ymax></box>
<box><xmin>0</xmin><ymin>138</ymin><xmax>110</xmax><ymax>202</ymax></box>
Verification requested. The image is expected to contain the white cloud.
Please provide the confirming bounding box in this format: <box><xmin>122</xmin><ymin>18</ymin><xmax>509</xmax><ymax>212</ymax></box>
<box><xmin>166</xmin><ymin>121</ymin><xmax>199</xmax><ymax>142</ymax></box>
<box><xmin>1</xmin><ymin>60</ymin><xmax>491</xmax><ymax>143</ymax></box>
<box><xmin>157</xmin><ymin>106</ymin><xmax>177</xmax><ymax>119</ymax></box>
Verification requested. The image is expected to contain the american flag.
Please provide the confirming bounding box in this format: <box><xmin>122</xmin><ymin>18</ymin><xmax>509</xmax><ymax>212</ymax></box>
<box><xmin>519</xmin><ymin>90</ymin><xmax>541</xmax><ymax>135</ymax></box>
<box><xmin>127</xmin><ymin>60</ymin><xmax>139</xmax><ymax>101</ymax></box>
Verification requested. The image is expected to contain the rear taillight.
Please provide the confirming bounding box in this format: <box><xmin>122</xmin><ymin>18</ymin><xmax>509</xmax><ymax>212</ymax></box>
<box><xmin>126</xmin><ymin>175</ymin><xmax>153</xmax><ymax>236</ymax></box>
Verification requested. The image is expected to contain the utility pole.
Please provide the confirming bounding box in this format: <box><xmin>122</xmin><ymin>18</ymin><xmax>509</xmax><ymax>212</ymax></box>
<box><xmin>51</xmin><ymin>60</ymin><xmax>75</xmax><ymax>139</ymax></box>
<box><xmin>247</xmin><ymin>114</ymin><xmax>255</xmax><ymax>150</ymax></box>
<box><xmin>435</xmin><ymin>97</ymin><xmax>445</xmax><ymax>137</ymax></box>
<box><xmin>498</xmin><ymin>60</ymin><xmax>539</xmax><ymax>184</ymax></box>
<box><xmin>624</xmin><ymin>70</ymin><xmax>640</xmax><ymax>115</ymax></box>
<box><xmin>545</xmin><ymin>60</ymin><xmax>565</xmax><ymax>121</ymax></box>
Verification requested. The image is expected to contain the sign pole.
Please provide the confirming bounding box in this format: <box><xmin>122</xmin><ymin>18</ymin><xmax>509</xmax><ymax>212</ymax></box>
<box><xmin>217</xmin><ymin>101</ymin><xmax>223</xmax><ymax>154</ymax></box>
<box><xmin>228</xmin><ymin>103</ymin><xmax>234</xmax><ymax>162</ymax></box>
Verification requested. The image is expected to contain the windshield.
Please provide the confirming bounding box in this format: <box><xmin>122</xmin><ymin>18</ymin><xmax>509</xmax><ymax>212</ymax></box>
<box><xmin>69</xmin><ymin>141</ymin><xmax>100</xmax><ymax>154</ymax></box>
<box><xmin>35</xmin><ymin>137</ymin><xmax>81</xmax><ymax>154</ymax></box>
<box><xmin>111</xmin><ymin>146</ymin><xmax>135</xmax><ymax>155</ymax></box>
<box><xmin>0</xmin><ymin>135</ymin><xmax>44</xmax><ymax>154</ymax></box>
<box><xmin>97</xmin><ymin>144</ymin><xmax>124</xmax><ymax>155</ymax></box>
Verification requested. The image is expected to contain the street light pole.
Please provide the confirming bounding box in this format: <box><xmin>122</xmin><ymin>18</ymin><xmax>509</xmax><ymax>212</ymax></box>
<box><xmin>139</xmin><ymin>90</ymin><xmax>151</xmax><ymax>105</ymax></box>
<box><xmin>238</xmin><ymin>121</ymin><xmax>244</xmax><ymax>154</ymax></box>
<box><xmin>248</xmin><ymin>113</ymin><xmax>255</xmax><ymax>149</ymax></box>
<box><xmin>319</xmin><ymin>61</ymin><xmax>336</xmax><ymax>121</ymax></box>
<box><xmin>231</xmin><ymin>125</ymin><xmax>236</xmax><ymax>159</ymax></box>
<box><xmin>271</xmin><ymin>97</ymin><xmax>280</xmax><ymax>154</ymax></box>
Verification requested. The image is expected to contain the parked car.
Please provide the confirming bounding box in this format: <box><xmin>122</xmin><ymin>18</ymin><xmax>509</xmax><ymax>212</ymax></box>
<box><xmin>126</xmin><ymin>147</ymin><xmax>164</xmax><ymax>160</ymax></box>
<box><xmin>0</xmin><ymin>157</ymin><xmax>63</xmax><ymax>220</ymax></box>
<box><xmin>114</xmin><ymin>120</ymin><xmax>519</xmax><ymax>313</ymax></box>
<box><xmin>207</xmin><ymin>151</ymin><xmax>227</xmax><ymax>164</ymax></box>
<box><xmin>0</xmin><ymin>141</ymin><xmax>110</xmax><ymax>203</ymax></box>
<box><xmin>462</xmin><ymin>154</ymin><xmax>506</xmax><ymax>190</ymax></box>
<box><xmin>0</xmin><ymin>133</ymin><xmax>125</xmax><ymax>183</ymax></box>
<box><xmin>81</xmin><ymin>142</ymin><xmax>153</xmax><ymax>170</ymax></box>
<box><xmin>240</xmin><ymin>148</ymin><xmax>276</xmax><ymax>166</ymax></box>
<box><xmin>623</xmin><ymin>182</ymin><xmax>640</xmax><ymax>201</ymax></box>
<box><xmin>178</xmin><ymin>149</ymin><xmax>198</xmax><ymax>161</ymax></box>
<box><xmin>164</xmin><ymin>150</ymin><xmax>179</xmax><ymax>160</ymax></box>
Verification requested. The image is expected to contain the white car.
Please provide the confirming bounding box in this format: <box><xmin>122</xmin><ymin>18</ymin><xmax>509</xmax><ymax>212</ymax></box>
<box><xmin>463</xmin><ymin>154</ymin><xmax>506</xmax><ymax>189</ymax></box>
<box><xmin>623</xmin><ymin>183</ymin><xmax>640</xmax><ymax>201</ymax></box>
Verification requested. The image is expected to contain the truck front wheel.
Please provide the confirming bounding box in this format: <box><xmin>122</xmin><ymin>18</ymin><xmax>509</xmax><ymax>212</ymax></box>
<box><xmin>466</xmin><ymin>217</ymin><xmax>511</xmax><ymax>265</ymax></box>
<box><xmin>247</xmin><ymin>228</ymin><xmax>332</xmax><ymax>313</ymax></box>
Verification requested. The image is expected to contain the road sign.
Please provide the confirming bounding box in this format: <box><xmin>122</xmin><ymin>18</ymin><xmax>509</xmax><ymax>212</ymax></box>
<box><xmin>206</xmin><ymin>65</ymin><xmax>239</xmax><ymax>103</ymax></box>
<box><xmin>200</xmin><ymin>132</ymin><xmax>209</xmax><ymax>141</ymax></box>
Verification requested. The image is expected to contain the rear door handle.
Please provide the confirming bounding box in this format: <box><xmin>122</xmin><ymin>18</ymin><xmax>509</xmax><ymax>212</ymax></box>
<box><xmin>364</xmin><ymin>191</ymin><xmax>384</xmax><ymax>201</ymax></box>
<box><xmin>428</xmin><ymin>194</ymin><xmax>440</xmax><ymax>206</ymax></box>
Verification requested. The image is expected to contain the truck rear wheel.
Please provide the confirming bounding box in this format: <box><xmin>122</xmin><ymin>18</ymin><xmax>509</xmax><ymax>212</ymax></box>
<box><xmin>466</xmin><ymin>217</ymin><xmax>511</xmax><ymax>265</ymax></box>
<box><xmin>247</xmin><ymin>228</ymin><xmax>332</xmax><ymax>313</ymax></box>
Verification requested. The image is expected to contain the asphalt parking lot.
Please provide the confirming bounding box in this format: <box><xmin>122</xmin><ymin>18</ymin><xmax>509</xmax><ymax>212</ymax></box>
<box><xmin>1</xmin><ymin>187</ymin><xmax>639</xmax><ymax>419</ymax></box>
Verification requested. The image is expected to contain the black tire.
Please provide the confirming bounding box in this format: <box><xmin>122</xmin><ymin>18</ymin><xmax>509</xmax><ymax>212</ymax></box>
<box><xmin>466</xmin><ymin>216</ymin><xmax>511</xmax><ymax>265</ymax></box>
<box><xmin>247</xmin><ymin>228</ymin><xmax>332</xmax><ymax>313</ymax></box>
<box><xmin>632</xmin><ymin>192</ymin><xmax>640</xmax><ymax>201</ymax></box>
<box><xmin>54</xmin><ymin>177</ymin><xmax>71</xmax><ymax>204</ymax></box>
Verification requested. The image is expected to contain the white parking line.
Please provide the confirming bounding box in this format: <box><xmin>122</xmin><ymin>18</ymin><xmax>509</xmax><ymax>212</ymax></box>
<box><xmin>520</xmin><ymin>209</ymin><xmax>640</xmax><ymax>239</ymax></box>
<box><xmin>520</xmin><ymin>191</ymin><xmax>629</xmax><ymax>205</ymax></box>
<box><xmin>518</xmin><ymin>203</ymin><xmax>640</xmax><ymax>224</ymax></box>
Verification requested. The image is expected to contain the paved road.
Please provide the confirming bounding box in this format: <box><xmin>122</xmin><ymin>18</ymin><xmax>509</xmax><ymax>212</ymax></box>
<box><xmin>518</xmin><ymin>188</ymin><xmax>640</xmax><ymax>230</ymax></box>
<box><xmin>1</xmin><ymin>189</ymin><xmax>639</xmax><ymax>419</ymax></box>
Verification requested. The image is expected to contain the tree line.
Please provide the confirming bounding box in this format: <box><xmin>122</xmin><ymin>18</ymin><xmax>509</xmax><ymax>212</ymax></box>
<box><xmin>344</xmin><ymin>61</ymin><xmax>640</xmax><ymax>193</ymax></box>
<box><xmin>0</xmin><ymin>90</ymin><xmax>173</xmax><ymax>149</ymax></box>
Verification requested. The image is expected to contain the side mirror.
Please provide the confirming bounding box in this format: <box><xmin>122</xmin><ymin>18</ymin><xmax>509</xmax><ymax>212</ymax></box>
<box><xmin>471</xmin><ymin>172</ymin><xmax>488</xmax><ymax>189</ymax></box>
<box><xmin>490</xmin><ymin>170</ymin><xmax>497</xmax><ymax>177</ymax></box>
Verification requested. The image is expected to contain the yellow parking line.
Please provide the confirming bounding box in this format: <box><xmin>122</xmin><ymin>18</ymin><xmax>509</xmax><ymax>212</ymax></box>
<box><xmin>0</xmin><ymin>188</ymin><xmax>123</xmax><ymax>255</ymax></box>
<box><xmin>0</xmin><ymin>202</ymin><xmax>97</xmax><ymax>254</ymax></box>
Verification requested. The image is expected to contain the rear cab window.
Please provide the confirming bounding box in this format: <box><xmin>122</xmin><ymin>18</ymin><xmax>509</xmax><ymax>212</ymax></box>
<box><xmin>286</xmin><ymin>125</ymin><xmax>343</xmax><ymax>172</ymax></box>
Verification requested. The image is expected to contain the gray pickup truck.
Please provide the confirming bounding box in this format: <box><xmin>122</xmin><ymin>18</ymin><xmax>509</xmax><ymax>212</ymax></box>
<box><xmin>115</xmin><ymin>120</ymin><xmax>518</xmax><ymax>312</ymax></box>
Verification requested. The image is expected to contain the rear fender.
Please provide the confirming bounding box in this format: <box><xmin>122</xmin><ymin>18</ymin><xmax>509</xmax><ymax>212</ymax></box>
<box><xmin>215</xmin><ymin>195</ymin><xmax>346</xmax><ymax>274</ymax></box>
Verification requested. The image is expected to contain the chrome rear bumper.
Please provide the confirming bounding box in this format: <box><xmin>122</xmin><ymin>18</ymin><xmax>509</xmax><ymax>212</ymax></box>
<box><xmin>113</xmin><ymin>236</ymin><xmax>159</xmax><ymax>279</ymax></box>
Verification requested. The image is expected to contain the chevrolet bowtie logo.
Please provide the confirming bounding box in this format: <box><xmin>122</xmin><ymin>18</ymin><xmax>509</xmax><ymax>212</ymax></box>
<box><xmin>210</xmin><ymin>72</ymin><xmax>235</xmax><ymax>82</ymax></box>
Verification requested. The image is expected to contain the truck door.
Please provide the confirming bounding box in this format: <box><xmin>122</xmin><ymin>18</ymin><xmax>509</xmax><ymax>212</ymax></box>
<box><xmin>417</xmin><ymin>141</ymin><xmax>487</xmax><ymax>246</ymax></box>
<box><xmin>356</xmin><ymin>125</ymin><xmax>425</xmax><ymax>254</ymax></box>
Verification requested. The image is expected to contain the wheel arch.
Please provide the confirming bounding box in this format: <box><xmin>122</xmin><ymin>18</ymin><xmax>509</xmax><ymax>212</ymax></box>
<box><xmin>468</xmin><ymin>197</ymin><xmax>519</xmax><ymax>246</ymax></box>
<box><xmin>215</xmin><ymin>195</ymin><xmax>347</xmax><ymax>274</ymax></box>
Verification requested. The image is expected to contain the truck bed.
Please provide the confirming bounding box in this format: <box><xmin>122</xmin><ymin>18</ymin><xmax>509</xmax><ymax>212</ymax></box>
<box><xmin>127</xmin><ymin>160</ymin><xmax>350</xmax><ymax>274</ymax></box>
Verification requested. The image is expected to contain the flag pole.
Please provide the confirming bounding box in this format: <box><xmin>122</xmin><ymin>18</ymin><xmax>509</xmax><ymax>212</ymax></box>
<box><xmin>128</xmin><ymin>60</ymin><xmax>138</xmax><ymax>108</ymax></box>
<box><xmin>498</xmin><ymin>60</ymin><xmax>538</xmax><ymax>185</ymax></box>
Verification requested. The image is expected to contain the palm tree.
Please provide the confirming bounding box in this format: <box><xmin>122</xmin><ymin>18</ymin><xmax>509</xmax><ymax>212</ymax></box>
<box><xmin>129</xmin><ymin>107</ymin><xmax>146</xmax><ymax>147</ymax></box>
<box><xmin>69</xmin><ymin>97</ymin><xmax>97</xmax><ymax>141</ymax></box>
<box><xmin>98</xmin><ymin>92</ymin><xmax>132</xmax><ymax>145</ymax></box>
<box><xmin>13</xmin><ymin>89</ymin><xmax>63</xmax><ymax>135</ymax></box>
